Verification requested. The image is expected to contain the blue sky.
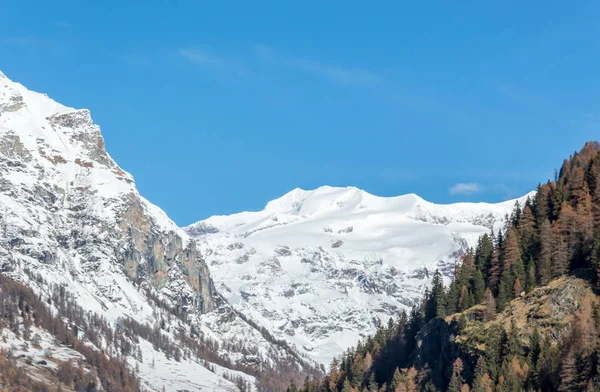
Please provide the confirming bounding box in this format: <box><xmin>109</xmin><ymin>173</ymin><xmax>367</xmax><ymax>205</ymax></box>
<box><xmin>1</xmin><ymin>1</ymin><xmax>599</xmax><ymax>225</ymax></box>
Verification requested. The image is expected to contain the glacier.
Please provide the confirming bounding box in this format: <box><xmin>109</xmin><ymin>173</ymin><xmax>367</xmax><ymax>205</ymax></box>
<box><xmin>186</xmin><ymin>186</ymin><xmax>532</xmax><ymax>365</ymax></box>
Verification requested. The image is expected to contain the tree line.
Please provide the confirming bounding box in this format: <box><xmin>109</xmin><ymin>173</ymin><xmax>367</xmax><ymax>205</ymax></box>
<box><xmin>293</xmin><ymin>141</ymin><xmax>600</xmax><ymax>392</ymax></box>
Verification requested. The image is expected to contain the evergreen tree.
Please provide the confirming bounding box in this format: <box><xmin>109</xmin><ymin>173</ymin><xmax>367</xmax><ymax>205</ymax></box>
<box><xmin>586</xmin><ymin>153</ymin><xmax>600</xmax><ymax>227</ymax></box>
<box><xmin>426</xmin><ymin>269</ymin><xmax>446</xmax><ymax>320</ymax></box>
<box><xmin>482</xmin><ymin>288</ymin><xmax>496</xmax><ymax>322</ymax></box>
<box><xmin>502</xmin><ymin>320</ymin><xmax>523</xmax><ymax>360</ymax></box>
<box><xmin>342</xmin><ymin>378</ymin><xmax>353</xmax><ymax>392</ymax></box>
<box><xmin>458</xmin><ymin>286</ymin><xmax>473</xmax><ymax>312</ymax></box>
<box><xmin>471</xmin><ymin>356</ymin><xmax>490</xmax><ymax>392</ymax></box>
<box><xmin>475</xmin><ymin>234</ymin><xmax>494</xmax><ymax>274</ymax></box>
<box><xmin>590</xmin><ymin>234</ymin><xmax>600</xmax><ymax>286</ymax></box>
<box><xmin>525</xmin><ymin>259</ymin><xmax>536</xmax><ymax>293</ymax></box>
<box><xmin>533</xmin><ymin>184</ymin><xmax>550</xmax><ymax>224</ymax></box>
<box><xmin>368</xmin><ymin>373</ymin><xmax>378</xmax><ymax>392</ymax></box>
<box><xmin>552</xmin><ymin>213</ymin><xmax>571</xmax><ymax>278</ymax></box>
<box><xmin>538</xmin><ymin>219</ymin><xmax>553</xmax><ymax>285</ymax></box>
<box><xmin>448</xmin><ymin>358</ymin><xmax>464</xmax><ymax>392</ymax></box>
<box><xmin>497</xmin><ymin>268</ymin><xmax>513</xmax><ymax>312</ymax></box>
<box><xmin>510</xmin><ymin>201</ymin><xmax>522</xmax><ymax>228</ymax></box>
<box><xmin>502</xmin><ymin>228</ymin><xmax>521</xmax><ymax>270</ymax></box>
<box><xmin>472</xmin><ymin>269</ymin><xmax>485</xmax><ymax>304</ymax></box>
<box><xmin>487</xmin><ymin>249</ymin><xmax>501</xmax><ymax>293</ymax></box>
<box><xmin>513</xmin><ymin>278</ymin><xmax>523</xmax><ymax>298</ymax></box>
<box><xmin>388</xmin><ymin>368</ymin><xmax>402</xmax><ymax>392</ymax></box>
<box><xmin>511</xmin><ymin>256</ymin><xmax>525</xmax><ymax>294</ymax></box>
<box><xmin>528</xmin><ymin>325</ymin><xmax>542</xmax><ymax>389</ymax></box>
<box><xmin>518</xmin><ymin>202</ymin><xmax>537</xmax><ymax>260</ymax></box>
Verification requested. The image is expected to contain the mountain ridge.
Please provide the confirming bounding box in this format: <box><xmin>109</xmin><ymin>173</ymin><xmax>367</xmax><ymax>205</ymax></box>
<box><xmin>0</xmin><ymin>69</ymin><xmax>317</xmax><ymax>391</ymax></box>
<box><xmin>186</xmin><ymin>185</ymin><xmax>531</xmax><ymax>365</ymax></box>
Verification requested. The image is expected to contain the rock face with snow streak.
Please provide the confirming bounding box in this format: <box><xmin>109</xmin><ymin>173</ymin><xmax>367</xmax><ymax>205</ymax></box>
<box><xmin>186</xmin><ymin>186</ymin><xmax>531</xmax><ymax>365</ymax></box>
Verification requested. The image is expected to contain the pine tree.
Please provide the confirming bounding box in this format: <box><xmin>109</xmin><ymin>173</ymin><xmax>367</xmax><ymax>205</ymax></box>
<box><xmin>368</xmin><ymin>373</ymin><xmax>378</xmax><ymax>392</ymax></box>
<box><xmin>518</xmin><ymin>202</ymin><xmax>537</xmax><ymax>260</ymax></box>
<box><xmin>513</xmin><ymin>278</ymin><xmax>523</xmax><ymax>298</ymax></box>
<box><xmin>487</xmin><ymin>248</ymin><xmax>501</xmax><ymax>293</ymax></box>
<box><xmin>568</xmin><ymin>165</ymin><xmax>589</xmax><ymax>207</ymax></box>
<box><xmin>511</xmin><ymin>256</ymin><xmax>525</xmax><ymax>294</ymax></box>
<box><xmin>497</xmin><ymin>268</ymin><xmax>513</xmax><ymax>312</ymax></box>
<box><xmin>552</xmin><ymin>215</ymin><xmax>570</xmax><ymax>278</ymax></box>
<box><xmin>458</xmin><ymin>286</ymin><xmax>472</xmax><ymax>312</ymax></box>
<box><xmin>342</xmin><ymin>378</ymin><xmax>353</xmax><ymax>392</ymax></box>
<box><xmin>590</xmin><ymin>234</ymin><xmax>600</xmax><ymax>287</ymax></box>
<box><xmin>502</xmin><ymin>228</ymin><xmax>521</xmax><ymax>269</ymax></box>
<box><xmin>426</xmin><ymin>269</ymin><xmax>446</xmax><ymax>320</ymax></box>
<box><xmin>533</xmin><ymin>184</ymin><xmax>550</xmax><ymax>225</ymax></box>
<box><xmin>471</xmin><ymin>356</ymin><xmax>488</xmax><ymax>392</ymax></box>
<box><xmin>328</xmin><ymin>358</ymin><xmax>342</xmax><ymax>392</ymax></box>
<box><xmin>502</xmin><ymin>320</ymin><xmax>523</xmax><ymax>360</ymax></box>
<box><xmin>472</xmin><ymin>269</ymin><xmax>485</xmax><ymax>304</ymax></box>
<box><xmin>538</xmin><ymin>219</ymin><xmax>553</xmax><ymax>285</ymax></box>
<box><xmin>389</xmin><ymin>368</ymin><xmax>402</xmax><ymax>392</ymax></box>
<box><xmin>510</xmin><ymin>201</ymin><xmax>522</xmax><ymax>228</ymax></box>
<box><xmin>448</xmin><ymin>358</ymin><xmax>464</xmax><ymax>392</ymax></box>
<box><xmin>558</xmin><ymin>351</ymin><xmax>578</xmax><ymax>392</ymax></box>
<box><xmin>586</xmin><ymin>153</ymin><xmax>600</xmax><ymax>227</ymax></box>
<box><xmin>552</xmin><ymin>179</ymin><xmax>566</xmax><ymax>220</ymax></box>
<box><xmin>482</xmin><ymin>288</ymin><xmax>496</xmax><ymax>322</ymax></box>
<box><xmin>525</xmin><ymin>259</ymin><xmax>536</xmax><ymax>293</ymax></box>
<box><xmin>528</xmin><ymin>325</ymin><xmax>542</xmax><ymax>389</ymax></box>
<box><xmin>475</xmin><ymin>234</ymin><xmax>494</xmax><ymax>274</ymax></box>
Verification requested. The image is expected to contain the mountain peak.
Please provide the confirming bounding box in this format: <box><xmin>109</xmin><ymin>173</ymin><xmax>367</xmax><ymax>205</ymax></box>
<box><xmin>188</xmin><ymin>187</ymin><xmax>526</xmax><ymax>364</ymax></box>
<box><xmin>0</xmin><ymin>68</ymin><xmax>315</xmax><ymax>390</ymax></box>
<box><xmin>264</xmin><ymin>186</ymin><xmax>367</xmax><ymax>215</ymax></box>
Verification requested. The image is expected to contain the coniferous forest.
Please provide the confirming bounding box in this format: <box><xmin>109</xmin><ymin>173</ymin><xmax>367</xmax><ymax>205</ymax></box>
<box><xmin>293</xmin><ymin>142</ymin><xmax>600</xmax><ymax>392</ymax></box>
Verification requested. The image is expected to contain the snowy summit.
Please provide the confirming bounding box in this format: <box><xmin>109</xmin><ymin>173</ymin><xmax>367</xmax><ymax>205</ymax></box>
<box><xmin>186</xmin><ymin>185</ymin><xmax>532</xmax><ymax>364</ymax></box>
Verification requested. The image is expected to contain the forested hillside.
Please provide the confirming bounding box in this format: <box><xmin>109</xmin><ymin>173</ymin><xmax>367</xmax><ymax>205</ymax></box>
<box><xmin>295</xmin><ymin>141</ymin><xmax>600</xmax><ymax>392</ymax></box>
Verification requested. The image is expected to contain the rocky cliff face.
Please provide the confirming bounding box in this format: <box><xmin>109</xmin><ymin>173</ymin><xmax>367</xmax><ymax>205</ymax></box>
<box><xmin>0</xmin><ymin>70</ymin><xmax>314</xmax><ymax>391</ymax></box>
<box><xmin>410</xmin><ymin>276</ymin><xmax>594</xmax><ymax>386</ymax></box>
<box><xmin>0</xmin><ymin>70</ymin><xmax>216</xmax><ymax>317</ymax></box>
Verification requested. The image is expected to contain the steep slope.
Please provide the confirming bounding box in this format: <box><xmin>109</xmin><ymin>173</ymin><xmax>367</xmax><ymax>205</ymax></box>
<box><xmin>186</xmin><ymin>186</ymin><xmax>531</xmax><ymax>365</ymax></box>
<box><xmin>0</xmin><ymin>70</ymin><xmax>314</xmax><ymax>391</ymax></box>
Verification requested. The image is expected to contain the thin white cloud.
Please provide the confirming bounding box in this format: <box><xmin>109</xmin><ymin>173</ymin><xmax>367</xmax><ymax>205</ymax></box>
<box><xmin>178</xmin><ymin>48</ymin><xmax>247</xmax><ymax>77</ymax></box>
<box><xmin>448</xmin><ymin>182</ymin><xmax>525</xmax><ymax>199</ymax></box>
<box><xmin>254</xmin><ymin>44</ymin><xmax>380</xmax><ymax>87</ymax></box>
<box><xmin>448</xmin><ymin>182</ymin><xmax>481</xmax><ymax>195</ymax></box>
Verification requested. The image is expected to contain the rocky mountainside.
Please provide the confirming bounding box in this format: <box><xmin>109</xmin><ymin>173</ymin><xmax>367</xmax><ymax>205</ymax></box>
<box><xmin>0</xmin><ymin>70</ymin><xmax>316</xmax><ymax>391</ymax></box>
<box><xmin>186</xmin><ymin>186</ymin><xmax>531</xmax><ymax>365</ymax></box>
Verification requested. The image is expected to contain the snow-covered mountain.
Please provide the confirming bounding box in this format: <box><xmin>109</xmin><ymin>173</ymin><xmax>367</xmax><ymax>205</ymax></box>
<box><xmin>0</xmin><ymin>70</ymin><xmax>315</xmax><ymax>391</ymax></box>
<box><xmin>0</xmin><ymin>67</ymin><xmax>533</xmax><ymax>389</ymax></box>
<box><xmin>186</xmin><ymin>186</ymin><xmax>531</xmax><ymax>365</ymax></box>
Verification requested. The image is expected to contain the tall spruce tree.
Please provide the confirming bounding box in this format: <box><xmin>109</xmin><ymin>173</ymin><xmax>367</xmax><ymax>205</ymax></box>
<box><xmin>472</xmin><ymin>269</ymin><xmax>485</xmax><ymax>304</ymax></box>
<box><xmin>538</xmin><ymin>219</ymin><xmax>553</xmax><ymax>285</ymax></box>
<box><xmin>448</xmin><ymin>358</ymin><xmax>464</xmax><ymax>392</ymax></box>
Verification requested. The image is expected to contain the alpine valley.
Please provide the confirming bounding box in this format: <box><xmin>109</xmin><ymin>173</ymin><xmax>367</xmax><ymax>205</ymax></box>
<box><xmin>0</xmin><ymin>70</ymin><xmax>532</xmax><ymax>391</ymax></box>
